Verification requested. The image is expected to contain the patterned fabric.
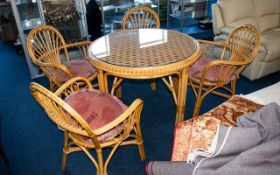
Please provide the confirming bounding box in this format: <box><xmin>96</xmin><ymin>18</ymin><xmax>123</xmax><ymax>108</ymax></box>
<box><xmin>171</xmin><ymin>96</ymin><xmax>263</xmax><ymax>161</ymax></box>
<box><xmin>189</xmin><ymin>57</ymin><xmax>237</xmax><ymax>82</ymax></box>
<box><xmin>65</xmin><ymin>88</ymin><xmax>127</xmax><ymax>141</ymax></box>
<box><xmin>54</xmin><ymin>59</ymin><xmax>96</xmax><ymax>83</ymax></box>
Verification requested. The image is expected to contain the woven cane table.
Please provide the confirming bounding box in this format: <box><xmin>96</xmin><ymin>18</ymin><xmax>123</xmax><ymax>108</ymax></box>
<box><xmin>88</xmin><ymin>29</ymin><xmax>200</xmax><ymax>124</ymax></box>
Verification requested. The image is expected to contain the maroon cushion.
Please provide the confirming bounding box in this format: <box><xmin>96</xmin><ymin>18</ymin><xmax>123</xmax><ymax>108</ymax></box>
<box><xmin>54</xmin><ymin>59</ymin><xmax>96</xmax><ymax>83</ymax></box>
<box><xmin>189</xmin><ymin>57</ymin><xmax>237</xmax><ymax>82</ymax></box>
<box><xmin>65</xmin><ymin>88</ymin><xmax>127</xmax><ymax>141</ymax></box>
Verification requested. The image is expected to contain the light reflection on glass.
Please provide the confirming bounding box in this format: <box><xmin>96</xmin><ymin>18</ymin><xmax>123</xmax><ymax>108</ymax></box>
<box><xmin>139</xmin><ymin>29</ymin><xmax>167</xmax><ymax>48</ymax></box>
<box><xmin>91</xmin><ymin>36</ymin><xmax>110</xmax><ymax>58</ymax></box>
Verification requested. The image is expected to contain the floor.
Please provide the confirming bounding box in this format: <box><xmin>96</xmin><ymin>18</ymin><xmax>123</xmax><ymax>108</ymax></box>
<box><xmin>0</xmin><ymin>41</ymin><xmax>279</xmax><ymax>175</ymax></box>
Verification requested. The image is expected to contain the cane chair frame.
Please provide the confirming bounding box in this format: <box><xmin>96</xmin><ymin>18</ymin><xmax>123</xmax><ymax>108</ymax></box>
<box><xmin>30</xmin><ymin>77</ymin><xmax>145</xmax><ymax>175</ymax></box>
<box><xmin>27</xmin><ymin>25</ymin><xmax>97</xmax><ymax>92</ymax></box>
<box><xmin>189</xmin><ymin>24</ymin><xmax>260</xmax><ymax>117</ymax></box>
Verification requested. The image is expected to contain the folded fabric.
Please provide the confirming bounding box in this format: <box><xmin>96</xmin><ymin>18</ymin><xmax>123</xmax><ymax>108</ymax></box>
<box><xmin>148</xmin><ymin>103</ymin><xmax>280</xmax><ymax>175</ymax></box>
<box><xmin>171</xmin><ymin>96</ymin><xmax>263</xmax><ymax>161</ymax></box>
<box><xmin>193</xmin><ymin>103</ymin><xmax>280</xmax><ymax>175</ymax></box>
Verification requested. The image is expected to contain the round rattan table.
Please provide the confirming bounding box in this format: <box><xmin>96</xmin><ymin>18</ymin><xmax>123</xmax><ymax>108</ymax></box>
<box><xmin>89</xmin><ymin>29</ymin><xmax>200</xmax><ymax>124</ymax></box>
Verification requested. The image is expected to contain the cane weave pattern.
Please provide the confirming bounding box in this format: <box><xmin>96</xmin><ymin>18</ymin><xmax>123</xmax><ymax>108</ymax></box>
<box><xmin>94</xmin><ymin>30</ymin><xmax>197</xmax><ymax>67</ymax></box>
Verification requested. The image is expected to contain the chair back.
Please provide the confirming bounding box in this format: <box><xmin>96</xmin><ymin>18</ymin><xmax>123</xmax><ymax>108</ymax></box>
<box><xmin>121</xmin><ymin>6</ymin><xmax>160</xmax><ymax>29</ymax></box>
<box><xmin>223</xmin><ymin>24</ymin><xmax>260</xmax><ymax>64</ymax></box>
<box><xmin>30</xmin><ymin>82</ymin><xmax>101</xmax><ymax>146</ymax></box>
<box><xmin>27</xmin><ymin>25</ymin><xmax>68</xmax><ymax>65</ymax></box>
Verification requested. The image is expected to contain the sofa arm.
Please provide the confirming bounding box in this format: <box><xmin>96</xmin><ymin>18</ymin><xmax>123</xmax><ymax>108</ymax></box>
<box><xmin>220</xmin><ymin>26</ymin><xmax>235</xmax><ymax>35</ymax></box>
<box><xmin>212</xmin><ymin>3</ymin><xmax>225</xmax><ymax>35</ymax></box>
<box><xmin>145</xmin><ymin>161</ymin><xmax>194</xmax><ymax>175</ymax></box>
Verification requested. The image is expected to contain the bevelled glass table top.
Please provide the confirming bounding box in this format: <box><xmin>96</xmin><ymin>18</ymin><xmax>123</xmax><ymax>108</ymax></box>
<box><xmin>90</xmin><ymin>29</ymin><xmax>197</xmax><ymax>68</ymax></box>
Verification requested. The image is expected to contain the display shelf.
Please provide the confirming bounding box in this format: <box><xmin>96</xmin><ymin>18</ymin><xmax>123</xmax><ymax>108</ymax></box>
<box><xmin>168</xmin><ymin>0</ymin><xmax>209</xmax><ymax>32</ymax></box>
<box><xmin>11</xmin><ymin>0</ymin><xmax>44</xmax><ymax>79</ymax></box>
<box><xmin>20</xmin><ymin>18</ymin><xmax>42</xmax><ymax>30</ymax></box>
<box><xmin>42</xmin><ymin>0</ymin><xmax>88</xmax><ymax>43</ymax></box>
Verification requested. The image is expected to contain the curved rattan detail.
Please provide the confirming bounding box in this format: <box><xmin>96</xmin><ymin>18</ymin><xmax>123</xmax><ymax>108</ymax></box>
<box><xmin>27</xmin><ymin>25</ymin><xmax>97</xmax><ymax>92</ymax></box>
<box><xmin>121</xmin><ymin>6</ymin><xmax>160</xmax><ymax>29</ymax></box>
<box><xmin>189</xmin><ymin>24</ymin><xmax>260</xmax><ymax>117</ymax></box>
<box><xmin>30</xmin><ymin>77</ymin><xmax>145</xmax><ymax>175</ymax></box>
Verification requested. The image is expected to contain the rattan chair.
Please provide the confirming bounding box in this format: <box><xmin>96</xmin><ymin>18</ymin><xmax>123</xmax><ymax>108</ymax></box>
<box><xmin>121</xmin><ymin>6</ymin><xmax>160</xmax><ymax>29</ymax></box>
<box><xmin>30</xmin><ymin>77</ymin><xmax>145</xmax><ymax>175</ymax></box>
<box><xmin>189</xmin><ymin>24</ymin><xmax>260</xmax><ymax>117</ymax></box>
<box><xmin>109</xmin><ymin>6</ymin><xmax>160</xmax><ymax>97</ymax></box>
<box><xmin>27</xmin><ymin>25</ymin><xmax>97</xmax><ymax>92</ymax></box>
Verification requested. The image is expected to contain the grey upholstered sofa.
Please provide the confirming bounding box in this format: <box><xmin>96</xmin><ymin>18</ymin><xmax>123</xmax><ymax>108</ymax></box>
<box><xmin>212</xmin><ymin>0</ymin><xmax>280</xmax><ymax>80</ymax></box>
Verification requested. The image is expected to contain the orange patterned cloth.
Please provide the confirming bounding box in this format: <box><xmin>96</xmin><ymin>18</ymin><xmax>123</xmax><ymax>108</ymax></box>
<box><xmin>171</xmin><ymin>96</ymin><xmax>263</xmax><ymax>161</ymax></box>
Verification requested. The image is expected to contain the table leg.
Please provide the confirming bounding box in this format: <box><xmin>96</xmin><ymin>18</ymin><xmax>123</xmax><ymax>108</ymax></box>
<box><xmin>97</xmin><ymin>70</ymin><xmax>109</xmax><ymax>93</ymax></box>
<box><xmin>172</xmin><ymin>75</ymin><xmax>179</xmax><ymax>97</ymax></box>
<box><xmin>175</xmin><ymin>67</ymin><xmax>189</xmax><ymax>124</ymax></box>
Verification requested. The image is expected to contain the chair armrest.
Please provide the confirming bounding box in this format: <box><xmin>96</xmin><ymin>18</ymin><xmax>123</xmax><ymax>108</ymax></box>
<box><xmin>198</xmin><ymin>39</ymin><xmax>225</xmax><ymax>47</ymax></box>
<box><xmin>37</xmin><ymin>62</ymin><xmax>73</xmax><ymax>78</ymax></box>
<box><xmin>58</xmin><ymin>41</ymin><xmax>93</xmax><ymax>61</ymax></box>
<box><xmin>198</xmin><ymin>40</ymin><xmax>226</xmax><ymax>60</ymax></box>
<box><xmin>54</xmin><ymin>76</ymin><xmax>93</xmax><ymax>97</ymax></box>
<box><xmin>205</xmin><ymin>59</ymin><xmax>247</xmax><ymax>68</ymax></box>
<box><xmin>63</xmin><ymin>41</ymin><xmax>92</xmax><ymax>48</ymax></box>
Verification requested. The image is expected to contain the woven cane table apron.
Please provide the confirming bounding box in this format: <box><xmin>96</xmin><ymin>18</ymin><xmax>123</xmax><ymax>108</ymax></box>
<box><xmin>89</xmin><ymin>29</ymin><xmax>200</xmax><ymax>124</ymax></box>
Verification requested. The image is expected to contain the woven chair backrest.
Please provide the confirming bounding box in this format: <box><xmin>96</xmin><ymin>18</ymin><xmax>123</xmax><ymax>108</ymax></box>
<box><xmin>224</xmin><ymin>24</ymin><xmax>260</xmax><ymax>63</ymax></box>
<box><xmin>122</xmin><ymin>6</ymin><xmax>160</xmax><ymax>29</ymax></box>
<box><xmin>29</xmin><ymin>82</ymin><xmax>101</xmax><ymax>144</ymax></box>
<box><xmin>27</xmin><ymin>25</ymin><xmax>67</xmax><ymax>65</ymax></box>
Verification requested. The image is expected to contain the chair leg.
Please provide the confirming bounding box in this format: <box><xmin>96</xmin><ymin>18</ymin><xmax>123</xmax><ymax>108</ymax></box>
<box><xmin>116</xmin><ymin>86</ymin><xmax>122</xmax><ymax>98</ymax></box>
<box><xmin>192</xmin><ymin>85</ymin><xmax>204</xmax><ymax>117</ymax></box>
<box><xmin>137</xmin><ymin>140</ymin><xmax>146</xmax><ymax>161</ymax></box>
<box><xmin>135</xmin><ymin>125</ymin><xmax>146</xmax><ymax>160</ymax></box>
<box><xmin>151</xmin><ymin>80</ymin><xmax>156</xmax><ymax>92</ymax></box>
<box><xmin>96</xmin><ymin>149</ymin><xmax>107</xmax><ymax>175</ymax></box>
<box><xmin>78</xmin><ymin>146</ymin><xmax>107</xmax><ymax>175</ymax></box>
<box><xmin>61</xmin><ymin>132</ymin><xmax>69</xmax><ymax>171</ymax></box>
<box><xmin>49</xmin><ymin>81</ymin><xmax>55</xmax><ymax>92</ymax></box>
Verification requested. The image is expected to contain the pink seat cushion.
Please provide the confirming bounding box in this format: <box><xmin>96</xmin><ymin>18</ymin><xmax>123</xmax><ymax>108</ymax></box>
<box><xmin>54</xmin><ymin>60</ymin><xmax>96</xmax><ymax>83</ymax></box>
<box><xmin>65</xmin><ymin>88</ymin><xmax>127</xmax><ymax>141</ymax></box>
<box><xmin>189</xmin><ymin>57</ymin><xmax>237</xmax><ymax>82</ymax></box>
